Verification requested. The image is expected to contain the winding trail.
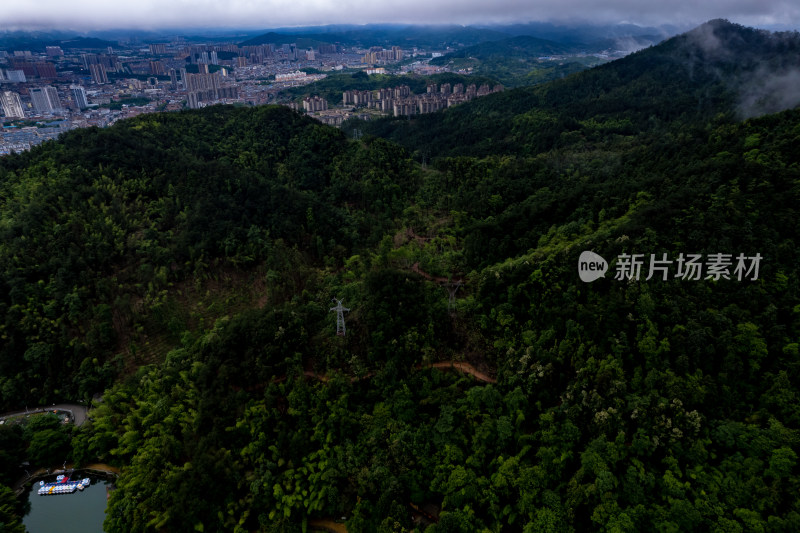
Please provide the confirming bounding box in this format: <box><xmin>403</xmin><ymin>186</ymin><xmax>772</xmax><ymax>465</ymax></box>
<box><xmin>422</xmin><ymin>361</ymin><xmax>496</xmax><ymax>383</ymax></box>
<box><xmin>410</xmin><ymin>262</ymin><xmax>464</xmax><ymax>284</ymax></box>
<box><xmin>260</xmin><ymin>360</ymin><xmax>495</xmax><ymax>388</ymax></box>
<box><xmin>309</xmin><ymin>519</ymin><xmax>348</xmax><ymax>533</ymax></box>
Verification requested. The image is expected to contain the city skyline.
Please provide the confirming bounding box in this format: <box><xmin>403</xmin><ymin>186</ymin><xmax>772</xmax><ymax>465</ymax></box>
<box><xmin>2</xmin><ymin>0</ymin><xmax>799</xmax><ymax>32</ymax></box>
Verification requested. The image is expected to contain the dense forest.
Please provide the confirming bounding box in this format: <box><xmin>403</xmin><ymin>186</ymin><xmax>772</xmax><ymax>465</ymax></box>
<box><xmin>427</xmin><ymin>36</ymin><xmax>603</xmax><ymax>87</ymax></box>
<box><xmin>1</xmin><ymin>18</ymin><xmax>799</xmax><ymax>532</ymax></box>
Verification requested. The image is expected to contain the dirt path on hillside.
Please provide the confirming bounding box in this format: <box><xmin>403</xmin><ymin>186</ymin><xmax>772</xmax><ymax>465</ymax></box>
<box><xmin>309</xmin><ymin>519</ymin><xmax>348</xmax><ymax>533</ymax></box>
<box><xmin>422</xmin><ymin>361</ymin><xmax>496</xmax><ymax>383</ymax></box>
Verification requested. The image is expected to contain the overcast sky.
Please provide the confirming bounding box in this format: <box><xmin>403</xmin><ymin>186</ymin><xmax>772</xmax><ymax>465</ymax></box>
<box><xmin>2</xmin><ymin>0</ymin><xmax>799</xmax><ymax>32</ymax></box>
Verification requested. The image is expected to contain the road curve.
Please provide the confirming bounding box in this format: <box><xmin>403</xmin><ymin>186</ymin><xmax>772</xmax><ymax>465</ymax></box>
<box><xmin>0</xmin><ymin>403</ymin><xmax>89</xmax><ymax>426</ymax></box>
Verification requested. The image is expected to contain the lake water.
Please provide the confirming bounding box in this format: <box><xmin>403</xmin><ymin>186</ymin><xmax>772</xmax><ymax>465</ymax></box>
<box><xmin>22</xmin><ymin>475</ymin><xmax>111</xmax><ymax>533</ymax></box>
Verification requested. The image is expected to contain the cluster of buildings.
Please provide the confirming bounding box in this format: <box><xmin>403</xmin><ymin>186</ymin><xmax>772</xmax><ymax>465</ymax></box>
<box><xmin>341</xmin><ymin>81</ymin><xmax>503</xmax><ymax>117</ymax></box>
<box><xmin>0</xmin><ymin>35</ymin><xmax>493</xmax><ymax>153</ymax></box>
<box><xmin>361</xmin><ymin>46</ymin><xmax>403</xmax><ymax>64</ymax></box>
<box><xmin>181</xmin><ymin>70</ymin><xmax>239</xmax><ymax>109</ymax></box>
<box><xmin>0</xmin><ymin>38</ymin><xmax>368</xmax><ymax>153</ymax></box>
<box><xmin>302</xmin><ymin>95</ymin><xmax>328</xmax><ymax>112</ymax></box>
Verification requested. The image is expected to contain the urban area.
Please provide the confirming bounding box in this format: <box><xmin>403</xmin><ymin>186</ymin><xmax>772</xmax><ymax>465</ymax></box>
<box><xmin>0</xmin><ymin>37</ymin><xmax>505</xmax><ymax>154</ymax></box>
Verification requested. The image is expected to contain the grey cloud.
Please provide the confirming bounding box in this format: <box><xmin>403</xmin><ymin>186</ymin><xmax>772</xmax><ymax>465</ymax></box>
<box><xmin>738</xmin><ymin>67</ymin><xmax>800</xmax><ymax>118</ymax></box>
<box><xmin>1</xmin><ymin>0</ymin><xmax>800</xmax><ymax>31</ymax></box>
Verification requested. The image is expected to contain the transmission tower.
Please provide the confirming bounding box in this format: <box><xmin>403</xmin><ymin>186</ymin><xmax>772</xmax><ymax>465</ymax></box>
<box><xmin>444</xmin><ymin>282</ymin><xmax>461</xmax><ymax>313</ymax></box>
<box><xmin>330</xmin><ymin>298</ymin><xmax>350</xmax><ymax>336</ymax></box>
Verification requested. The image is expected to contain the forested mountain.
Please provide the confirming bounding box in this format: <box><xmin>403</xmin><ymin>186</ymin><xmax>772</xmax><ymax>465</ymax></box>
<box><xmin>430</xmin><ymin>35</ymin><xmax>582</xmax><ymax>60</ymax></box>
<box><xmin>478</xmin><ymin>21</ymin><xmax>675</xmax><ymax>46</ymax></box>
<box><xmin>349</xmin><ymin>19</ymin><xmax>800</xmax><ymax>158</ymax></box>
<box><xmin>427</xmin><ymin>35</ymin><xmax>603</xmax><ymax>87</ymax></box>
<box><xmin>1</xmin><ymin>18</ymin><xmax>800</xmax><ymax>533</ymax></box>
<box><xmin>240</xmin><ymin>25</ymin><xmax>510</xmax><ymax>48</ymax></box>
<box><xmin>0</xmin><ymin>105</ymin><xmax>417</xmax><ymax>410</ymax></box>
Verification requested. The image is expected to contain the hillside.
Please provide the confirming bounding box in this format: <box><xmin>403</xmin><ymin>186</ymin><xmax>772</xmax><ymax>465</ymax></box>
<box><xmin>430</xmin><ymin>35</ymin><xmax>583</xmax><ymax>60</ymax></box>
<box><xmin>348</xmin><ymin>19</ymin><xmax>800</xmax><ymax>158</ymax></box>
<box><xmin>428</xmin><ymin>35</ymin><xmax>603</xmax><ymax>87</ymax></box>
<box><xmin>1</xmin><ymin>18</ymin><xmax>800</xmax><ymax>533</ymax></box>
<box><xmin>0</xmin><ymin>105</ymin><xmax>419</xmax><ymax>410</ymax></box>
<box><xmin>240</xmin><ymin>25</ymin><xmax>510</xmax><ymax>48</ymax></box>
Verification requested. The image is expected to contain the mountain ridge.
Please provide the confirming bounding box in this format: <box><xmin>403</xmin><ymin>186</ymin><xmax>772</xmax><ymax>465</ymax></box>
<box><xmin>348</xmin><ymin>19</ymin><xmax>800</xmax><ymax>159</ymax></box>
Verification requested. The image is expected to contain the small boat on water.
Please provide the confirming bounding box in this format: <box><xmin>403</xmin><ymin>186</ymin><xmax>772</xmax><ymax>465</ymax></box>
<box><xmin>37</xmin><ymin>475</ymin><xmax>92</xmax><ymax>496</ymax></box>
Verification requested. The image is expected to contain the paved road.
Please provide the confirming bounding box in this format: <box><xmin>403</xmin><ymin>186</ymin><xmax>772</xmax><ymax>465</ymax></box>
<box><xmin>0</xmin><ymin>403</ymin><xmax>89</xmax><ymax>426</ymax></box>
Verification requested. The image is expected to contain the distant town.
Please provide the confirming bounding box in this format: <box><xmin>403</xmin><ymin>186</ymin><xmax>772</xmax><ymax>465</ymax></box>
<box><xmin>0</xmin><ymin>35</ymin><xmax>574</xmax><ymax>154</ymax></box>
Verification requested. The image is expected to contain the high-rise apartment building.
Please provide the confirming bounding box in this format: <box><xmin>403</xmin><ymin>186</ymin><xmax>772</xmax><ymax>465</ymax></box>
<box><xmin>9</xmin><ymin>59</ymin><xmax>36</xmax><ymax>78</ymax></box>
<box><xmin>43</xmin><ymin>86</ymin><xmax>61</xmax><ymax>112</ymax></box>
<box><xmin>35</xmin><ymin>62</ymin><xmax>58</xmax><ymax>78</ymax></box>
<box><xmin>1</xmin><ymin>91</ymin><xmax>25</xmax><ymax>118</ymax></box>
<box><xmin>70</xmin><ymin>85</ymin><xmax>89</xmax><ymax>110</ymax></box>
<box><xmin>150</xmin><ymin>60</ymin><xmax>165</xmax><ymax>76</ymax></box>
<box><xmin>82</xmin><ymin>53</ymin><xmax>99</xmax><ymax>69</ymax></box>
<box><xmin>362</xmin><ymin>47</ymin><xmax>404</xmax><ymax>64</ymax></box>
<box><xmin>90</xmin><ymin>64</ymin><xmax>109</xmax><ymax>84</ymax></box>
<box><xmin>149</xmin><ymin>43</ymin><xmax>167</xmax><ymax>55</ymax></box>
<box><xmin>184</xmin><ymin>72</ymin><xmax>221</xmax><ymax>95</ymax></box>
<box><xmin>30</xmin><ymin>86</ymin><xmax>62</xmax><ymax>114</ymax></box>
<box><xmin>30</xmin><ymin>89</ymin><xmax>49</xmax><ymax>115</ymax></box>
<box><xmin>0</xmin><ymin>69</ymin><xmax>26</xmax><ymax>83</ymax></box>
<box><xmin>302</xmin><ymin>95</ymin><xmax>327</xmax><ymax>112</ymax></box>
